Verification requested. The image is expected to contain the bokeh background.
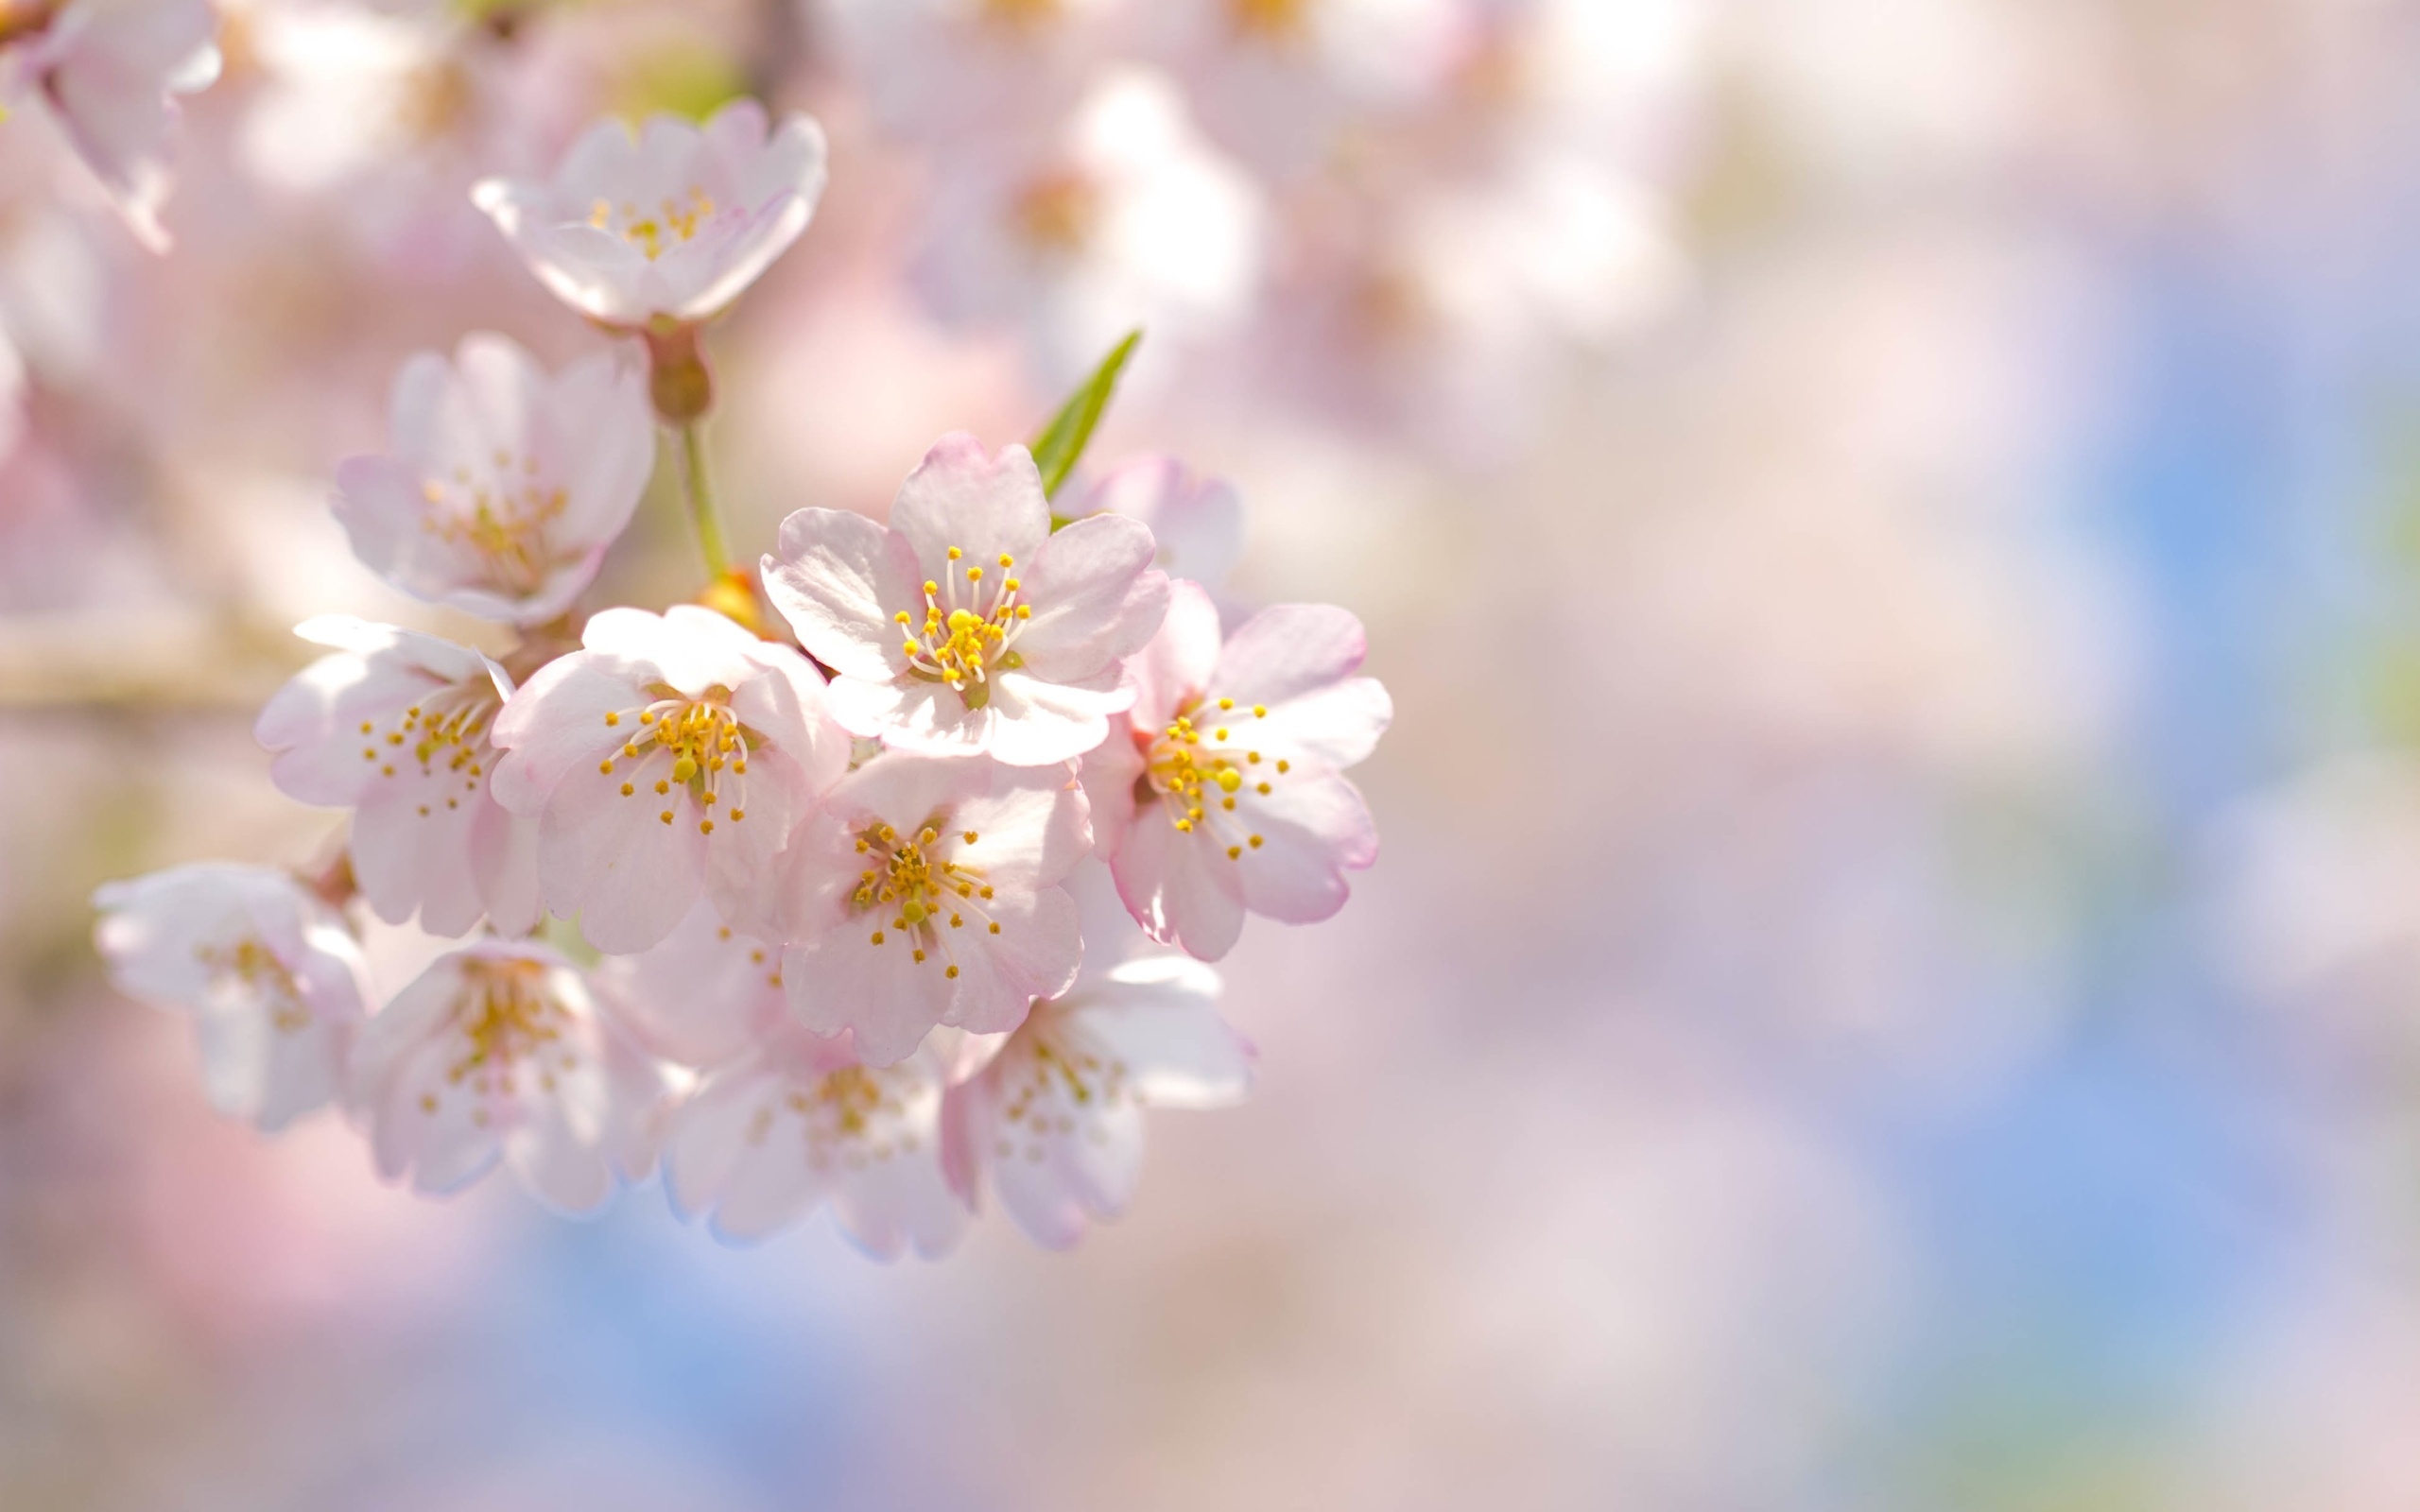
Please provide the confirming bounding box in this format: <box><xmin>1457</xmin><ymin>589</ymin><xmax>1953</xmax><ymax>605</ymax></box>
<box><xmin>10</xmin><ymin>0</ymin><xmax>2420</xmax><ymax>1506</ymax></box>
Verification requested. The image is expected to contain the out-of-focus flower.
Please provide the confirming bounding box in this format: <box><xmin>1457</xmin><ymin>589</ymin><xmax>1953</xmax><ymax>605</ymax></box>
<box><xmin>92</xmin><ymin>862</ymin><xmax>373</xmax><ymax>1131</ymax></box>
<box><xmin>764</xmin><ymin>432</ymin><xmax>1167</xmax><ymax>766</ymax></box>
<box><xmin>909</xmin><ymin>69</ymin><xmax>1265</xmax><ymax>380</ymax></box>
<box><xmin>253</xmin><ymin>616</ymin><xmax>540</xmax><ymax>938</ymax></box>
<box><xmin>1</xmin><ymin>0</ymin><xmax>219</xmax><ymax>249</ymax></box>
<box><xmin>490</xmin><ymin>605</ymin><xmax>852</xmax><ymax>953</ymax></box>
<box><xmin>472</xmin><ymin>97</ymin><xmax>828</xmax><ymax>330</ymax></box>
<box><xmin>235</xmin><ymin>0</ymin><xmax>482</xmax><ymax>194</ymax></box>
<box><xmin>351</xmin><ymin>939</ymin><xmax>670</xmax><ymax>1213</ymax></box>
<box><xmin>820</xmin><ymin>0</ymin><xmax>1120</xmax><ymax>149</ymax></box>
<box><xmin>1133</xmin><ymin>0</ymin><xmax>1461</xmax><ymax>179</ymax></box>
<box><xmin>666</xmin><ymin>1025</ymin><xmax>965</xmax><ymax>1257</ymax></box>
<box><xmin>775</xmin><ymin>751</ymin><xmax>1089</xmax><ymax>1065</ymax></box>
<box><xmin>597</xmin><ymin>896</ymin><xmax>788</xmax><ymax>1070</ymax></box>
<box><xmin>1065</xmin><ymin>454</ymin><xmax>1245</xmax><ymax>591</ymax></box>
<box><xmin>942</xmin><ymin>952</ymin><xmax>1250</xmax><ymax>1247</ymax></box>
<box><xmin>331</xmin><ymin>333</ymin><xmax>654</xmax><ymax>625</ymax></box>
<box><xmin>1084</xmin><ymin>580</ymin><xmax>1387</xmax><ymax>959</ymax></box>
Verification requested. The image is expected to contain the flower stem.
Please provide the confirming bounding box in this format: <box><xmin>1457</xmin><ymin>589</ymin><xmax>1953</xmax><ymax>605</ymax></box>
<box><xmin>676</xmin><ymin>421</ymin><xmax>732</xmax><ymax>581</ymax></box>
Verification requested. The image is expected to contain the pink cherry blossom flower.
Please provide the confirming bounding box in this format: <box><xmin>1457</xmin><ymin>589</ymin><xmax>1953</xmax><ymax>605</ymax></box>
<box><xmin>489</xmin><ymin>605</ymin><xmax>852</xmax><ymax>954</ymax></box>
<box><xmin>1</xmin><ymin>0</ymin><xmax>219</xmax><ymax>249</ymax></box>
<box><xmin>351</xmin><ymin>940</ymin><xmax>670</xmax><ymax>1214</ymax></box>
<box><xmin>92</xmin><ymin>862</ymin><xmax>373</xmax><ymax>1131</ymax></box>
<box><xmin>666</xmin><ymin>1026</ymin><xmax>966</xmax><ymax>1257</ymax></box>
<box><xmin>596</xmin><ymin>897</ymin><xmax>789</xmax><ymax>1070</ymax></box>
<box><xmin>942</xmin><ymin>951</ymin><xmax>1251</xmax><ymax>1247</ymax></box>
<box><xmin>775</xmin><ymin>751</ymin><xmax>1090</xmax><ymax>1066</ymax></box>
<box><xmin>1083</xmin><ymin>579</ymin><xmax>1388</xmax><ymax>959</ymax></box>
<box><xmin>763</xmin><ymin>433</ymin><xmax>1168</xmax><ymax>766</ymax></box>
<box><xmin>253</xmin><ymin>615</ymin><xmax>539</xmax><ymax>938</ymax></box>
<box><xmin>331</xmin><ymin>333</ymin><xmax>653</xmax><ymax>626</ymax></box>
<box><xmin>471</xmin><ymin>97</ymin><xmax>828</xmax><ymax>330</ymax></box>
<box><xmin>1066</xmin><ymin>453</ymin><xmax>1244</xmax><ymax>590</ymax></box>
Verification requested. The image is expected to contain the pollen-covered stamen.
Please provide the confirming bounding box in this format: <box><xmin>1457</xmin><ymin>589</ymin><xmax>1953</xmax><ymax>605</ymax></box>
<box><xmin>993</xmin><ymin>1016</ymin><xmax>1134</xmax><ymax>1162</ymax></box>
<box><xmin>1140</xmin><ymin>697</ymin><xmax>1274</xmax><ymax>858</ymax></box>
<box><xmin>586</xmin><ymin>187</ymin><xmax>719</xmax><ymax>261</ymax></box>
<box><xmin>363</xmin><ymin>679</ymin><xmax>502</xmax><ymax>811</ymax></box>
<box><xmin>894</xmin><ymin>548</ymin><xmax>1035</xmax><ymax>705</ymax></box>
<box><xmin>193</xmin><ymin>937</ymin><xmax>313</xmax><ymax>1033</ymax></box>
<box><xmin>599</xmin><ymin>690</ymin><xmax>760</xmax><ymax>833</ymax></box>
<box><xmin>850</xmin><ymin>819</ymin><xmax>1002</xmax><ymax>967</ymax></box>
<box><xmin>747</xmin><ymin>1063</ymin><xmax>930</xmax><ymax>1170</ymax></box>
<box><xmin>420</xmin><ymin>447</ymin><xmax>567</xmax><ymax>593</ymax></box>
<box><xmin>429</xmin><ymin>956</ymin><xmax>576</xmax><ymax>1116</ymax></box>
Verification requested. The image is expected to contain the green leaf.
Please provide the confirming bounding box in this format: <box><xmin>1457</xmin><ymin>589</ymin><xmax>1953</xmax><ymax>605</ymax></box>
<box><xmin>1029</xmin><ymin>329</ymin><xmax>1141</xmax><ymax>505</ymax></box>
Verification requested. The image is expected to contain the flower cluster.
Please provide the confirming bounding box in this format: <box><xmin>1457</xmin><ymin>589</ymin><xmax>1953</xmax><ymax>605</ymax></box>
<box><xmin>91</xmin><ymin>99</ymin><xmax>1389</xmax><ymax>1257</ymax></box>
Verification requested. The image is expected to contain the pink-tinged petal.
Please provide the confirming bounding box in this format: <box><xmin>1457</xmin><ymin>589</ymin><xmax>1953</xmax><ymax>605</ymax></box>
<box><xmin>471</xmin><ymin>799</ymin><xmax>543</xmax><ymax>936</ymax></box>
<box><xmin>539</xmin><ymin>757</ymin><xmax>706</xmax><ymax>954</ymax></box>
<box><xmin>450</xmin><ymin>331</ymin><xmax>547</xmax><ymax>454</ymax></box>
<box><xmin>887</xmin><ymin>434</ymin><xmax>1051</xmax><ymax>575</ymax></box>
<box><xmin>700</xmin><ymin>744</ymin><xmax>805</xmax><ymax>940</ymax></box>
<box><xmin>603</xmin><ymin>900</ymin><xmax>786</xmax><ymax>1069</ymax></box>
<box><xmin>350</xmin><ymin>775</ymin><xmax>486</xmax><ymax>936</ymax></box>
<box><xmin>947</xmin><ymin>885</ymin><xmax>1081</xmax><ymax>1030</ymax></box>
<box><xmin>1079</xmin><ymin>456</ymin><xmax>1245</xmax><ymax>588</ymax></box>
<box><xmin>660</xmin><ymin>195</ymin><xmax>812</xmax><ymax>319</ymax></box>
<box><xmin>764</xmin><ymin>507</ymin><xmax>925</xmax><ymax>682</ymax></box>
<box><xmin>664</xmin><ymin>1059</ymin><xmax>765</xmax><ymax>1224</ymax></box>
<box><xmin>821</xmin><ymin>750</ymin><xmax>995</xmax><ymax>832</ymax></box>
<box><xmin>1011</xmin><ymin>514</ymin><xmax>1168</xmax><ymax>680</ymax></box>
<box><xmin>545</xmin><ymin>349</ymin><xmax>654</xmax><ymax>547</ymax></box>
<box><xmin>1245</xmin><ymin>676</ymin><xmax>1392</xmax><ymax>771</ymax></box>
<box><xmin>946</xmin><ymin>761</ymin><xmax>1093</xmax><ymax>890</ymax></box>
<box><xmin>1079</xmin><ymin>957</ymin><xmax>1253</xmax><ymax>1108</ymax></box>
<box><xmin>980</xmin><ymin>671</ymin><xmax>1130</xmax><ymax>767</ymax></box>
<box><xmin>489</xmin><ymin>657</ymin><xmax>638</xmax><ymax>815</ymax></box>
<box><xmin>829</xmin><ymin>1132</ymin><xmax>967</xmax><ymax>1261</ymax></box>
<box><xmin>1126</xmin><ymin>579</ymin><xmax>1223</xmax><ymax>727</ymax></box>
<box><xmin>373</xmin><ymin>1031</ymin><xmax>503</xmax><ymax>1194</ymax></box>
<box><xmin>504</xmin><ymin>1097</ymin><xmax>619</xmax><ymax>1217</ymax></box>
<box><xmin>1078</xmin><ymin>731</ymin><xmax>1147</xmax><ymax>863</ymax></box>
<box><xmin>729</xmin><ymin>642</ymin><xmax>849</xmax><ymax>792</ymax></box>
<box><xmin>783</xmin><ymin>926</ymin><xmax>957</xmax><ymax>1067</ymax></box>
<box><xmin>327</xmin><ymin>455</ymin><xmax>425</xmax><ymax>592</ymax></box>
<box><xmin>1231</xmin><ymin>772</ymin><xmax>1376</xmax><ymax>923</ymax></box>
<box><xmin>1212</xmin><ymin>603</ymin><xmax>1370</xmax><ymax>706</ymax></box>
<box><xmin>1113</xmin><ymin>810</ymin><xmax>1247</xmax><ymax>960</ymax></box>
<box><xmin>839</xmin><ymin>675</ymin><xmax>993</xmax><ymax>755</ymax></box>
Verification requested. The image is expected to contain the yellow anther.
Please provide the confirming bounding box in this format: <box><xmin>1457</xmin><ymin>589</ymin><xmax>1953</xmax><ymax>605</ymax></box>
<box><xmin>871</xmin><ymin>931</ymin><xmax>885</xmax><ymax>945</ymax></box>
<box><xmin>598</xmin><ymin>760</ymin><xmax>614</xmax><ymax>774</ymax></box>
<box><xmin>945</xmin><ymin>965</ymin><xmax>959</xmax><ymax>979</ymax></box>
<box><xmin>947</xmin><ymin>546</ymin><xmax>963</xmax><ymax>559</ymax></box>
<box><xmin>655</xmin><ymin>780</ymin><xmax>670</xmax><ymax>795</ymax></box>
<box><xmin>967</xmin><ymin>566</ymin><xmax>983</xmax><ymax>581</ymax></box>
<box><xmin>1253</xmin><ymin>704</ymin><xmax>1268</xmax><ymax>717</ymax></box>
<box><xmin>700</xmin><ymin>819</ymin><xmax>715</xmax><ymax>834</ymax></box>
<box><xmin>988</xmin><ymin>921</ymin><xmax>1001</xmax><ymax>935</ymax></box>
<box><xmin>605</xmin><ymin>712</ymin><xmax>620</xmax><ymax>726</ymax></box>
<box><xmin>1228</xmin><ymin>845</ymin><xmax>1242</xmax><ymax>859</ymax></box>
<box><xmin>659</xmin><ymin>811</ymin><xmax>674</xmax><ymax>824</ymax></box>
<box><xmin>1249</xmin><ymin>834</ymin><xmax>1264</xmax><ymax>848</ymax></box>
<box><xmin>1219</xmin><ymin>697</ymin><xmax>1234</xmax><ymax>711</ymax></box>
<box><xmin>621</xmin><ymin>782</ymin><xmax>634</xmax><ymax>796</ymax></box>
<box><xmin>998</xmin><ymin>553</ymin><xmax>1013</xmax><ymax>567</ymax></box>
<box><xmin>1217</xmin><ymin>769</ymin><xmax>1243</xmax><ymax>793</ymax></box>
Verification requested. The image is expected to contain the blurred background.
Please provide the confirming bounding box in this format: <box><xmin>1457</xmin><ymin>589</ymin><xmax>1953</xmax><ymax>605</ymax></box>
<box><xmin>9</xmin><ymin>0</ymin><xmax>2420</xmax><ymax>1506</ymax></box>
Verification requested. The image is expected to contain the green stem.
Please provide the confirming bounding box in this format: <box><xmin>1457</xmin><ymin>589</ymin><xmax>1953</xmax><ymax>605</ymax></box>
<box><xmin>676</xmin><ymin>421</ymin><xmax>732</xmax><ymax>581</ymax></box>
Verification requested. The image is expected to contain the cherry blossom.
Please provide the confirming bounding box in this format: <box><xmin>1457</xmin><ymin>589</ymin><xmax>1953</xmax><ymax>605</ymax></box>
<box><xmin>908</xmin><ymin>69</ymin><xmax>1265</xmax><ymax>381</ymax></box>
<box><xmin>1084</xmin><ymin>579</ymin><xmax>1388</xmax><ymax>959</ymax></box>
<box><xmin>823</xmin><ymin>0</ymin><xmax>1118</xmax><ymax>150</ymax></box>
<box><xmin>488</xmin><ymin>605</ymin><xmax>852</xmax><ymax>954</ymax></box>
<box><xmin>597</xmin><ymin>897</ymin><xmax>789</xmax><ymax>1070</ymax></box>
<box><xmin>942</xmin><ymin>951</ymin><xmax>1251</xmax><ymax>1247</ymax></box>
<box><xmin>253</xmin><ymin>615</ymin><xmax>539</xmax><ymax>938</ymax></box>
<box><xmin>331</xmin><ymin>333</ymin><xmax>654</xmax><ymax>626</ymax></box>
<box><xmin>236</xmin><ymin>0</ymin><xmax>482</xmax><ymax>196</ymax></box>
<box><xmin>763</xmin><ymin>432</ymin><xmax>1168</xmax><ymax>765</ymax></box>
<box><xmin>1066</xmin><ymin>454</ymin><xmax>1244</xmax><ymax>591</ymax></box>
<box><xmin>92</xmin><ymin>862</ymin><xmax>373</xmax><ymax>1131</ymax></box>
<box><xmin>471</xmin><ymin>97</ymin><xmax>828</xmax><ymax>330</ymax></box>
<box><xmin>351</xmin><ymin>939</ymin><xmax>670</xmax><ymax>1213</ymax></box>
<box><xmin>776</xmin><ymin>751</ymin><xmax>1091</xmax><ymax>1066</ymax></box>
<box><xmin>666</xmin><ymin>1027</ymin><xmax>966</xmax><ymax>1257</ymax></box>
<box><xmin>0</xmin><ymin>0</ymin><xmax>219</xmax><ymax>249</ymax></box>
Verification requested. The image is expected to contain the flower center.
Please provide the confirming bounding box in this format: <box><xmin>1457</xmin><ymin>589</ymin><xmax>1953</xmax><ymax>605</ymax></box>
<box><xmin>742</xmin><ymin>1062</ymin><xmax>929</xmax><ymax>1172</ymax></box>
<box><xmin>451</xmin><ymin>957</ymin><xmax>561</xmax><ymax>1077</ymax></box>
<box><xmin>393</xmin><ymin>59</ymin><xmax>474</xmax><ymax>146</ymax></box>
<box><xmin>852</xmin><ymin>820</ymin><xmax>1003</xmax><ymax>977</ymax></box>
<box><xmin>587</xmin><ymin>188</ymin><xmax>718</xmax><ymax>261</ymax></box>
<box><xmin>598</xmin><ymin>691</ymin><xmax>760</xmax><ymax>836</ymax></box>
<box><xmin>1141</xmin><ymin>696</ymin><xmax>1279</xmax><ymax>861</ymax></box>
<box><xmin>1011</xmin><ymin>170</ymin><xmax>1098</xmax><ymax>258</ymax></box>
<box><xmin>421</xmin><ymin>447</ymin><xmax>567</xmax><ymax>593</ymax></box>
<box><xmin>1229</xmin><ymin>0</ymin><xmax>1309</xmax><ymax>44</ymax></box>
<box><xmin>894</xmin><ymin>546</ymin><xmax>1034</xmax><ymax>709</ymax></box>
<box><xmin>979</xmin><ymin>0</ymin><xmax>1060</xmax><ymax>31</ymax></box>
<box><xmin>194</xmin><ymin>936</ymin><xmax>312</xmax><ymax>1033</ymax></box>
<box><xmin>989</xmin><ymin>1012</ymin><xmax>1133</xmax><ymax>1161</ymax></box>
<box><xmin>359</xmin><ymin>678</ymin><xmax>500</xmax><ymax>819</ymax></box>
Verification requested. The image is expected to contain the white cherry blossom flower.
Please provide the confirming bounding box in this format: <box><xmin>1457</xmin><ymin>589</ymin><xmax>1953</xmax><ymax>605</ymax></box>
<box><xmin>253</xmin><ymin>616</ymin><xmax>539</xmax><ymax>938</ymax></box>
<box><xmin>1</xmin><ymin>0</ymin><xmax>219</xmax><ymax>249</ymax></box>
<box><xmin>472</xmin><ymin>97</ymin><xmax>828</xmax><ymax>330</ymax></box>
<box><xmin>763</xmin><ymin>432</ymin><xmax>1168</xmax><ymax>766</ymax></box>
<box><xmin>92</xmin><ymin>862</ymin><xmax>372</xmax><ymax>1131</ymax></box>
<box><xmin>352</xmin><ymin>940</ymin><xmax>671</xmax><ymax>1213</ymax></box>
<box><xmin>489</xmin><ymin>605</ymin><xmax>852</xmax><ymax>954</ymax></box>
<box><xmin>596</xmin><ymin>897</ymin><xmax>788</xmax><ymax>1070</ymax></box>
<box><xmin>942</xmin><ymin>952</ymin><xmax>1251</xmax><ymax>1247</ymax></box>
<box><xmin>332</xmin><ymin>333</ymin><xmax>653</xmax><ymax>626</ymax></box>
<box><xmin>236</xmin><ymin>0</ymin><xmax>482</xmax><ymax>195</ymax></box>
<box><xmin>1066</xmin><ymin>454</ymin><xmax>1244</xmax><ymax>591</ymax></box>
<box><xmin>666</xmin><ymin>1026</ymin><xmax>966</xmax><ymax>1257</ymax></box>
<box><xmin>776</xmin><ymin>751</ymin><xmax>1091</xmax><ymax>1066</ymax></box>
<box><xmin>909</xmin><ymin>69</ymin><xmax>1265</xmax><ymax>381</ymax></box>
<box><xmin>1083</xmin><ymin>579</ymin><xmax>1388</xmax><ymax>959</ymax></box>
